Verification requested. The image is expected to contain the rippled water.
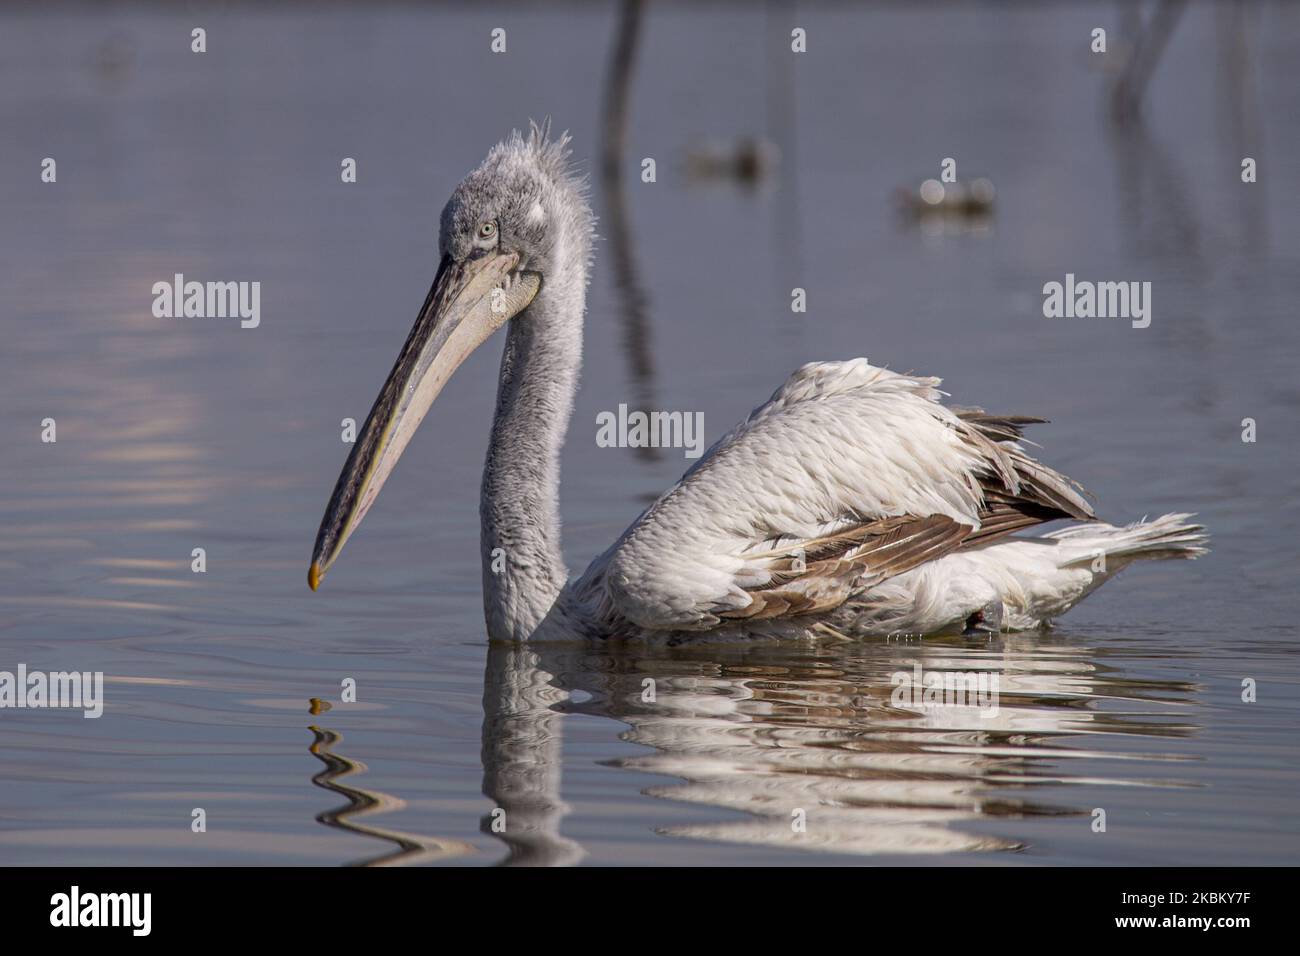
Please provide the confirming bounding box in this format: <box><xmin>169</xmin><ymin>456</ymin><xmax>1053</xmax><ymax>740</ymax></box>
<box><xmin>1</xmin><ymin>2</ymin><xmax>1298</xmax><ymax>865</ymax></box>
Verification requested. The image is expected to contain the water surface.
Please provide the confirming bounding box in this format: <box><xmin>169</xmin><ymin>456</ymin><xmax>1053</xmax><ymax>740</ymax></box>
<box><xmin>1</xmin><ymin>2</ymin><xmax>1297</xmax><ymax>865</ymax></box>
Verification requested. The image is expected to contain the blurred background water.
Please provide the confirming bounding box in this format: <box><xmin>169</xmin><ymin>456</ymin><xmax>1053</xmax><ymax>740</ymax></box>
<box><xmin>1</xmin><ymin>1</ymin><xmax>1297</xmax><ymax>865</ymax></box>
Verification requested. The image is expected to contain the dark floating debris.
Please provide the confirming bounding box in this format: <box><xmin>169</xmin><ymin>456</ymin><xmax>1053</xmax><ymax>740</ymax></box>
<box><xmin>896</xmin><ymin>177</ymin><xmax>996</xmax><ymax>223</ymax></box>
<box><xmin>91</xmin><ymin>37</ymin><xmax>135</xmax><ymax>82</ymax></box>
<box><xmin>685</xmin><ymin>136</ymin><xmax>780</xmax><ymax>185</ymax></box>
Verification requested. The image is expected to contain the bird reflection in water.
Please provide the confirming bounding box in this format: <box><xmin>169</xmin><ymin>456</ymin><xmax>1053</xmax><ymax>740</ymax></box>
<box><xmin>308</xmin><ymin>725</ymin><xmax>476</xmax><ymax>867</ymax></box>
<box><xmin>481</xmin><ymin>634</ymin><xmax>1202</xmax><ymax>863</ymax></box>
<box><xmin>480</xmin><ymin>646</ymin><xmax>586</xmax><ymax>866</ymax></box>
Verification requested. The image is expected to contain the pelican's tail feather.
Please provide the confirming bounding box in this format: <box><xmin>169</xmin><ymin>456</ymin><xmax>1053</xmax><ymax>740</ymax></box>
<box><xmin>1049</xmin><ymin>512</ymin><xmax>1209</xmax><ymax>568</ymax></box>
<box><xmin>846</xmin><ymin>513</ymin><xmax>1208</xmax><ymax>636</ymax></box>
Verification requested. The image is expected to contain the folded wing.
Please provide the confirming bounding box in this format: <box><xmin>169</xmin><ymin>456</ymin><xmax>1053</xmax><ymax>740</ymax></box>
<box><xmin>581</xmin><ymin>359</ymin><xmax>1093</xmax><ymax>631</ymax></box>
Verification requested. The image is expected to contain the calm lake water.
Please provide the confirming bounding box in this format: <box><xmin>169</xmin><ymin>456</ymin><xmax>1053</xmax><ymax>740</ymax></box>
<box><xmin>2</xmin><ymin>2</ymin><xmax>1298</xmax><ymax>866</ymax></box>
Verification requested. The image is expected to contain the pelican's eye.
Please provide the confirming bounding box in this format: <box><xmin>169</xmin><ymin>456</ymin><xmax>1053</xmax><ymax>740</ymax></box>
<box><xmin>477</xmin><ymin>221</ymin><xmax>498</xmax><ymax>242</ymax></box>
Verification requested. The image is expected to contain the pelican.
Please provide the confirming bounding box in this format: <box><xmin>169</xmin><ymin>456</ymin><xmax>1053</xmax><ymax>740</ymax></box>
<box><xmin>308</xmin><ymin>124</ymin><xmax>1206</xmax><ymax>642</ymax></box>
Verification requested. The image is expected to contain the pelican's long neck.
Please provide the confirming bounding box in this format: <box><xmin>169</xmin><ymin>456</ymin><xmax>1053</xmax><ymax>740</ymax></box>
<box><xmin>480</xmin><ymin>277</ymin><xmax>584</xmax><ymax>641</ymax></box>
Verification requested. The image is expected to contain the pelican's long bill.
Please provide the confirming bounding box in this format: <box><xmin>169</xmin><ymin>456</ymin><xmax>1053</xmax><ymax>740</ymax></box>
<box><xmin>308</xmin><ymin>251</ymin><xmax>540</xmax><ymax>590</ymax></box>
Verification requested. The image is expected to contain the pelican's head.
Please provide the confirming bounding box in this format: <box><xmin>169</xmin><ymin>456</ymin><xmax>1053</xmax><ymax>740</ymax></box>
<box><xmin>308</xmin><ymin>122</ymin><xmax>590</xmax><ymax>591</ymax></box>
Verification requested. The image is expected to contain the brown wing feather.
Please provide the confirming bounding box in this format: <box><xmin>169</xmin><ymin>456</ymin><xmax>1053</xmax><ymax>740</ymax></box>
<box><xmin>718</xmin><ymin>407</ymin><xmax>1094</xmax><ymax>624</ymax></box>
<box><xmin>954</xmin><ymin>407</ymin><xmax>1096</xmax><ymax>544</ymax></box>
<box><xmin>720</xmin><ymin>514</ymin><xmax>973</xmax><ymax>621</ymax></box>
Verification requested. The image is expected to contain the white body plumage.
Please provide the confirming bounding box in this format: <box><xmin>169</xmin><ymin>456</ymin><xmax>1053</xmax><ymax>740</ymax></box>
<box><xmin>565</xmin><ymin>359</ymin><xmax>1205</xmax><ymax>640</ymax></box>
